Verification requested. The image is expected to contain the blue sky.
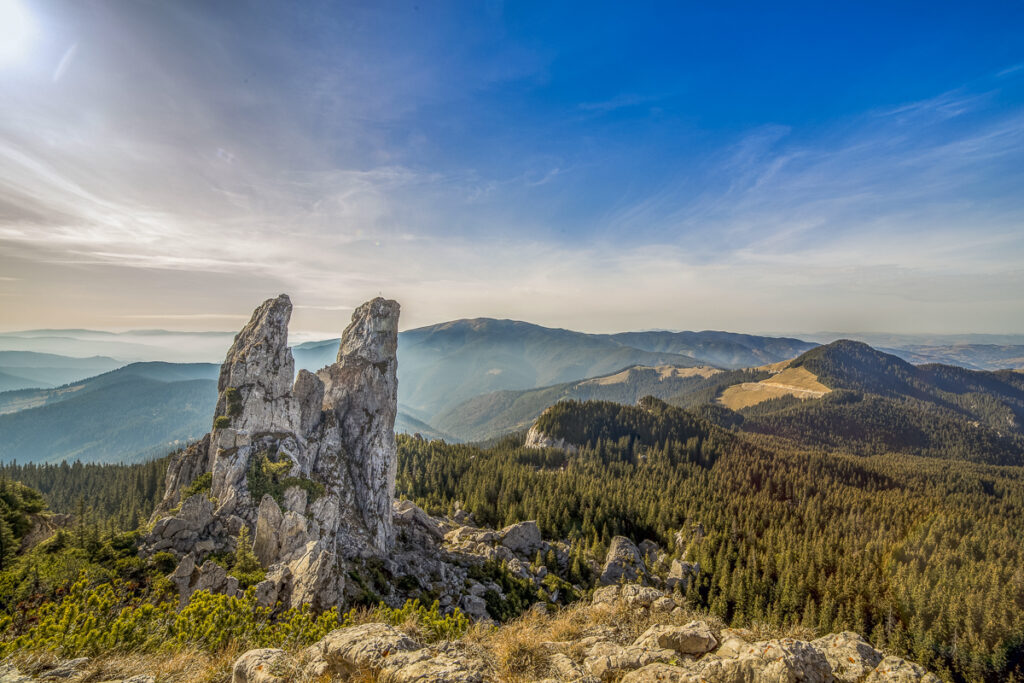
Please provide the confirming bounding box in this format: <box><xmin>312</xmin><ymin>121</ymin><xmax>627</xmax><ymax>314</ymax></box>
<box><xmin>1</xmin><ymin>0</ymin><xmax>1022</xmax><ymax>334</ymax></box>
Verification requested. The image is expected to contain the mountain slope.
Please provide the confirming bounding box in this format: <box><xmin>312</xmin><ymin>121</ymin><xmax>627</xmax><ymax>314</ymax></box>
<box><xmin>433</xmin><ymin>365</ymin><xmax>720</xmax><ymax>442</ymax></box>
<box><xmin>717</xmin><ymin>340</ymin><xmax>1024</xmax><ymax>464</ymax></box>
<box><xmin>0</xmin><ymin>351</ymin><xmax>123</xmax><ymax>390</ymax></box>
<box><xmin>607</xmin><ymin>330</ymin><xmax>815</xmax><ymax>369</ymax></box>
<box><xmin>395</xmin><ymin>319</ymin><xmax>816</xmax><ymax>421</ymax></box>
<box><xmin>0</xmin><ymin>377</ymin><xmax>218</xmax><ymax>464</ymax></box>
<box><xmin>0</xmin><ymin>362</ymin><xmax>220</xmax><ymax>415</ymax></box>
<box><xmin>396</xmin><ymin>319</ymin><xmax>703</xmax><ymax>420</ymax></box>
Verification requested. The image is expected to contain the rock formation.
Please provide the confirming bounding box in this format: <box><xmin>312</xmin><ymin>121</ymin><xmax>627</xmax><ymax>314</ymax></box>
<box><xmin>144</xmin><ymin>294</ymin><xmax>401</xmax><ymax>610</ymax></box>
<box><xmin>143</xmin><ymin>294</ymin><xmax>566</xmax><ymax>617</ymax></box>
<box><xmin>230</xmin><ymin>584</ymin><xmax>941</xmax><ymax>683</ymax></box>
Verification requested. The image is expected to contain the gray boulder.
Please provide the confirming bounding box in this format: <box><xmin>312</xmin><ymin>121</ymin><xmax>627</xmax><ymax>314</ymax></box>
<box><xmin>600</xmin><ymin>536</ymin><xmax>650</xmax><ymax>585</ymax></box>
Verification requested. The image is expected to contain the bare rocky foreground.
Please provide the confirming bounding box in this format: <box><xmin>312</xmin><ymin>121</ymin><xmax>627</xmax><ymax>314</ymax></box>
<box><xmin>1</xmin><ymin>295</ymin><xmax>942</xmax><ymax>682</ymax></box>
<box><xmin>0</xmin><ymin>584</ymin><xmax>940</xmax><ymax>681</ymax></box>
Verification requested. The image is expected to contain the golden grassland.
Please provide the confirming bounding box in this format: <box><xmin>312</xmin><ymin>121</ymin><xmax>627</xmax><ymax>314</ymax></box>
<box><xmin>718</xmin><ymin>366</ymin><xmax>831</xmax><ymax>410</ymax></box>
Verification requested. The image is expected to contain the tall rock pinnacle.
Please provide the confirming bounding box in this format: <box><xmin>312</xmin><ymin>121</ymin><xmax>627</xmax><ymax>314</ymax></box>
<box><xmin>319</xmin><ymin>297</ymin><xmax>401</xmax><ymax>555</ymax></box>
<box><xmin>147</xmin><ymin>293</ymin><xmax>402</xmax><ymax>610</ymax></box>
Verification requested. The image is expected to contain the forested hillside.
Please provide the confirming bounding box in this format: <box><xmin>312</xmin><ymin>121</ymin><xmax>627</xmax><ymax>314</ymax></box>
<box><xmin>698</xmin><ymin>341</ymin><xmax>1024</xmax><ymax>465</ymax></box>
<box><xmin>400</xmin><ymin>401</ymin><xmax>1024</xmax><ymax>682</ymax></box>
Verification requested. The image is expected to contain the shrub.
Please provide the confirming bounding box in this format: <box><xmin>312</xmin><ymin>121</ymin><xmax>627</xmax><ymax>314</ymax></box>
<box><xmin>224</xmin><ymin>387</ymin><xmax>243</xmax><ymax>417</ymax></box>
<box><xmin>373</xmin><ymin>599</ymin><xmax>469</xmax><ymax>642</ymax></box>
<box><xmin>181</xmin><ymin>473</ymin><xmax>213</xmax><ymax>500</ymax></box>
<box><xmin>213</xmin><ymin>416</ymin><xmax>231</xmax><ymax>429</ymax></box>
<box><xmin>246</xmin><ymin>452</ymin><xmax>324</xmax><ymax>506</ymax></box>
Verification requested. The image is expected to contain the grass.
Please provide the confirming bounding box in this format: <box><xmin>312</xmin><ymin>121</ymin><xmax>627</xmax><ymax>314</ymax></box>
<box><xmin>3</xmin><ymin>592</ymin><xmax>811</xmax><ymax>682</ymax></box>
<box><xmin>719</xmin><ymin>366</ymin><xmax>831</xmax><ymax>410</ymax></box>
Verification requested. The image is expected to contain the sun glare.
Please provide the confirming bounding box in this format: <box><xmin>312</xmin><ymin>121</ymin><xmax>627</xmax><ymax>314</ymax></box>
<box><xmin>0</xmin><ymin>0</ymin><xmax>35</xmax><ymax>66</ymax></box>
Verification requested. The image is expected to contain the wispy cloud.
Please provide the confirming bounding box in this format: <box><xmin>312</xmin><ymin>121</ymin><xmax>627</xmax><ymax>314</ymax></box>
<box><xmin>1</xmin><ymin>2</ymin><xmax>1022</xmax><ymax>335</ymax></box>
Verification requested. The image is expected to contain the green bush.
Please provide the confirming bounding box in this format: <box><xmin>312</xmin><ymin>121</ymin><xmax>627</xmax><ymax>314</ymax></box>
<box><xmin>180</xmin><ymin>473</ymin><xmax>213</xmax><ymax>500</ymax></box>
<box><xmin>224</xmin><ymin>387</ymin><xmax>243</xmax><ymax>417</ymax></box>
<box><xmin>373</xmin><ymin>599</ymin><xmax>469</xmax><ymax>642</ymax></box>
<box><xmin>213</xmin><ymin>416</ymin><xmax>231</xmax><ymax>429</ymax></box>
<box><xmin>0</xmin><ymin>577</ymin><xmax>356</xmax><ymax>658</ymax></box>
<box><xmin>247</xmin><ymin>452</ymin><xmax>324</xmax><ymax>506</ymax></box>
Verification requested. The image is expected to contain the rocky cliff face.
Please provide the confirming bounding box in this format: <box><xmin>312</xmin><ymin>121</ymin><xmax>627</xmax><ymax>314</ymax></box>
<box><xmin>144</xmin><ymin>294</ymin><xmax>401</xmax><ymax>610</ymax></box>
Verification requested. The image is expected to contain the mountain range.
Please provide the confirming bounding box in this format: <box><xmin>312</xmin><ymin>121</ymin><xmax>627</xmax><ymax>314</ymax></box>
<box><xmin>2</xmin><ymin>317</ymin><xmax>1024</xmax><ymax>464</ymax></box>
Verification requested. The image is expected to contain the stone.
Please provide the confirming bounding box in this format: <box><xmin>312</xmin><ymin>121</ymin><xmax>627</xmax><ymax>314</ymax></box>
<box><xmin>254</xmin><ymin>565</ymin><xmax>292</xmax><ymax>608</ymax></box>
<box><xmin>812</xmin><ymin>631</ymin><xmax>884</xmax><ymax>682</ymax></box>
<box><xmin>620</xmin><ymin>663</ymin><xmax>695</xmax><ymax>682</ymax></box>
<box><xmin>584</xmin><ymin>643</ymin><xmax>678</xmax><ymax>679</ymax></box>
<box><xmin>460</xmin><ymin>594</ymin><xmax>489</xmax><ymax>621</ymax></box>
<box><xmin>232</xmin><ymin>648</ymin><xmax>286</xmax><ymax>683</ymax></box>
<box><xmin>500</xmin><ymin>520</ymin><xmax>543</xmax><ymax>555</ymax></box>
<box><xmin>306</xmin><ymin>623</ymin><xmax>420</xmax><ymax>675</ymax></box>
<box><xmin>253</xmin><ymin>495</ymin><xmax>283</xmax><ymax>567</ymax></box>
<box><xmin>600</xmin><ymin>536</ymin><xmax>649</xmax><ymax>585</ymax></box>
<box><xmin>282</xmin><ymin>485</ymin><xmax>307</xmax><ymax>515</ymax></box>
<box><xmin>633</xmin><ymin>621</ymin><xmax>718</xmax><ymax>655</ymax></box>
<box><xmin>317</xmin><ymin>297</ymin><xmax>400</xmax><ymax>556</ymax></box>
<box><xmin>651</xmin><ymin>596</ymin><xmax>676</xmax><ymax>613</ymax></box>
<box><xmin>524</xmin><ymin>421</ymin><xmax>578</xmax><ymax>452</ymax></box>
<box><xmin>292</xmin><ymin>369</ymin><xmax>324</xmax><ymax>435</ymax></box>
<box><xmin>864</xmin><ymin>655</ymin><xmax>942</xmax><ymax>682</ymax></box>
<box><xmin>394</xmin><ymin>499</ymin><xmax>445</xmax><ymax>540</ymax></box>
<box><xmin>667</xmin><ymin>558</ymin><xmax>699</xmax><ymax>591</ymax></box>
<box><xmin>39</xmin><ymin>658</ymin><xmax>90</xmax><ymax>679</ymax></box>
<box><xmin>690</xmin><ymin>637</ymin><xmax>833</xmax><ymax>683</ymax></box>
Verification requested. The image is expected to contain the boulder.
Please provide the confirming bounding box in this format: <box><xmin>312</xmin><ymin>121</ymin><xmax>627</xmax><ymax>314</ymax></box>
<box><xmin>864</xmin><ymin>655</ymin><xmax>942</xmax><ymax>682</ymax></box>
<box><xmin>584</xmin><ymin>642</ymin><xmax>678</xmax><ymax>680</ymax></box>
<box><xmin>666</xmin><ymin>558</ymin><xmax>699</xmax><ymax>591</ymax></box>
<box><xmin>633</xmin><ymin>621</ymin><xmax>718</xmax><ymax>655</ymax></box>
<box><xmin>812</xmin><ymin>631</ymin><xmax>884</xmax><ymax>682</ymax></box>
<box><xmin>500</xmin><ymin>520</ymin><xmax>543</xmax><ymax>555</ymax></box>
<box><xmin>600</xmin><ymin>536</ymin><xmax>649</xmax><ymax>585</ymax></box>
<box><xmin>304</xmin><ymin>623</ymin><xmax>420</xmax><ymax>675</ymax></box>
<box><xmin>691</xmin><ymin>638</ymin><xmax>833</xmax><ymax>683</ymax></box>
<box><xmin>232</xmin><ymin>648</ymin><xmax>286</xmax><ymax>683</ymax></box>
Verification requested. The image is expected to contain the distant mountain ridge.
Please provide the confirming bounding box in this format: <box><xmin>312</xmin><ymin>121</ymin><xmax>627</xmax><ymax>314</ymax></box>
<box><xmin>0</xmin><ymin>351</ymin><xmax>123</xmax><ymax>391</ymax></box>
<box><xmin>433</xmin><ymin>364</ymin><xmax>720</xmax><ymax>442</ymax></box>
<box><xmin>707</xmin><ymin>340</ymin><xmax>1024</xmax><ymax>465</ymax></box>
<box><xmin>0</xmin><ymin>362</ymin><xmax>221</xmax><ymax>464</ymax></box>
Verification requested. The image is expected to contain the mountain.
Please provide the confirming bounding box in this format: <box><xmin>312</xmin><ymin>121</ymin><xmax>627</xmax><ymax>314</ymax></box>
<box><xmin>395</xmin><ymin>319</ymin><xmax>703</xmax><ymax>421</ymax></box>
<box><xmin>883</xmin><ymin>344</ymin><xmax>1024</xmax><ymax>370</ymax></box>
<box><xmin>606</xmin><ymin>330</ymin><xmax>815</xmax><ymax>369</ymax></box>
<box><xmin>0</xmin><ymin>357</ymin><xmax>451</xmax><ymax>463</ymax></box>
<box><xmin>0</xmin><ymin>329</ymin><xmax>234</xmax><ymax>363</ymax></box>
<box><xmin>0</xmin><ymin>361</ymin><xmax>220</xmax><ymax>415</ymax></box>
<box><xmin>0</xmin><ymin>351</ymin><xmax>123</xmax><ymax>391</ymax></box>
<box><xmin>0</xmin><ymin>362</ymin><xmax>221</xmax><ymax>463</ymax></box>
<box><xmin>394</xmin><ymin>319</ymin><xmax>816</xmax><ymax>421</ymax></box>
<box><xmin>433</xmin><ymin>364</ymin><xmax>720</xmax><ymax>442</ymax></box>
<box><xmin>702</xmin><ymin>340</ymin><xmax>1024</xmax><ymax>465</ymax></box>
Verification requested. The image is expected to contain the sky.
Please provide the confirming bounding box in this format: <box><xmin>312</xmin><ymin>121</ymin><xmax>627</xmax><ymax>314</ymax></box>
<box><xmin>1</xmin><ymin>0</ymin><xmax>1023</xmax><ymax>336</ymax></box>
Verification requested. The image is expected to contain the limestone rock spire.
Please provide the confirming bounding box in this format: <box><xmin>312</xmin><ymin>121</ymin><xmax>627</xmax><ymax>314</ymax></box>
<box><xmin>319</xmin><ymin>297</ymin><xmax>401</xmax><ymax>554</ymax></box>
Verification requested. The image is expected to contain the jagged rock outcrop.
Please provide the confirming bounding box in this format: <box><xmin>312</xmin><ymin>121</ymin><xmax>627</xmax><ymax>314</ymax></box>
<box><xmin>524</xmin><ymin>422</ymin><xmax>578</xmax><ymax>452</ymax></box>
<box><xmin>143</xmin><ymin>294</ymin><xmax>401</xmax><ymax>610</ymax></box>
<box><xmin>230</xmin><ymin>584</ymin><xmax>940</xmax><ymax>683</ymax></box>
<box><xmin>142</xmin><ymin>295</ymin><xmax>561</xmax><ymax>616</ymax></box>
